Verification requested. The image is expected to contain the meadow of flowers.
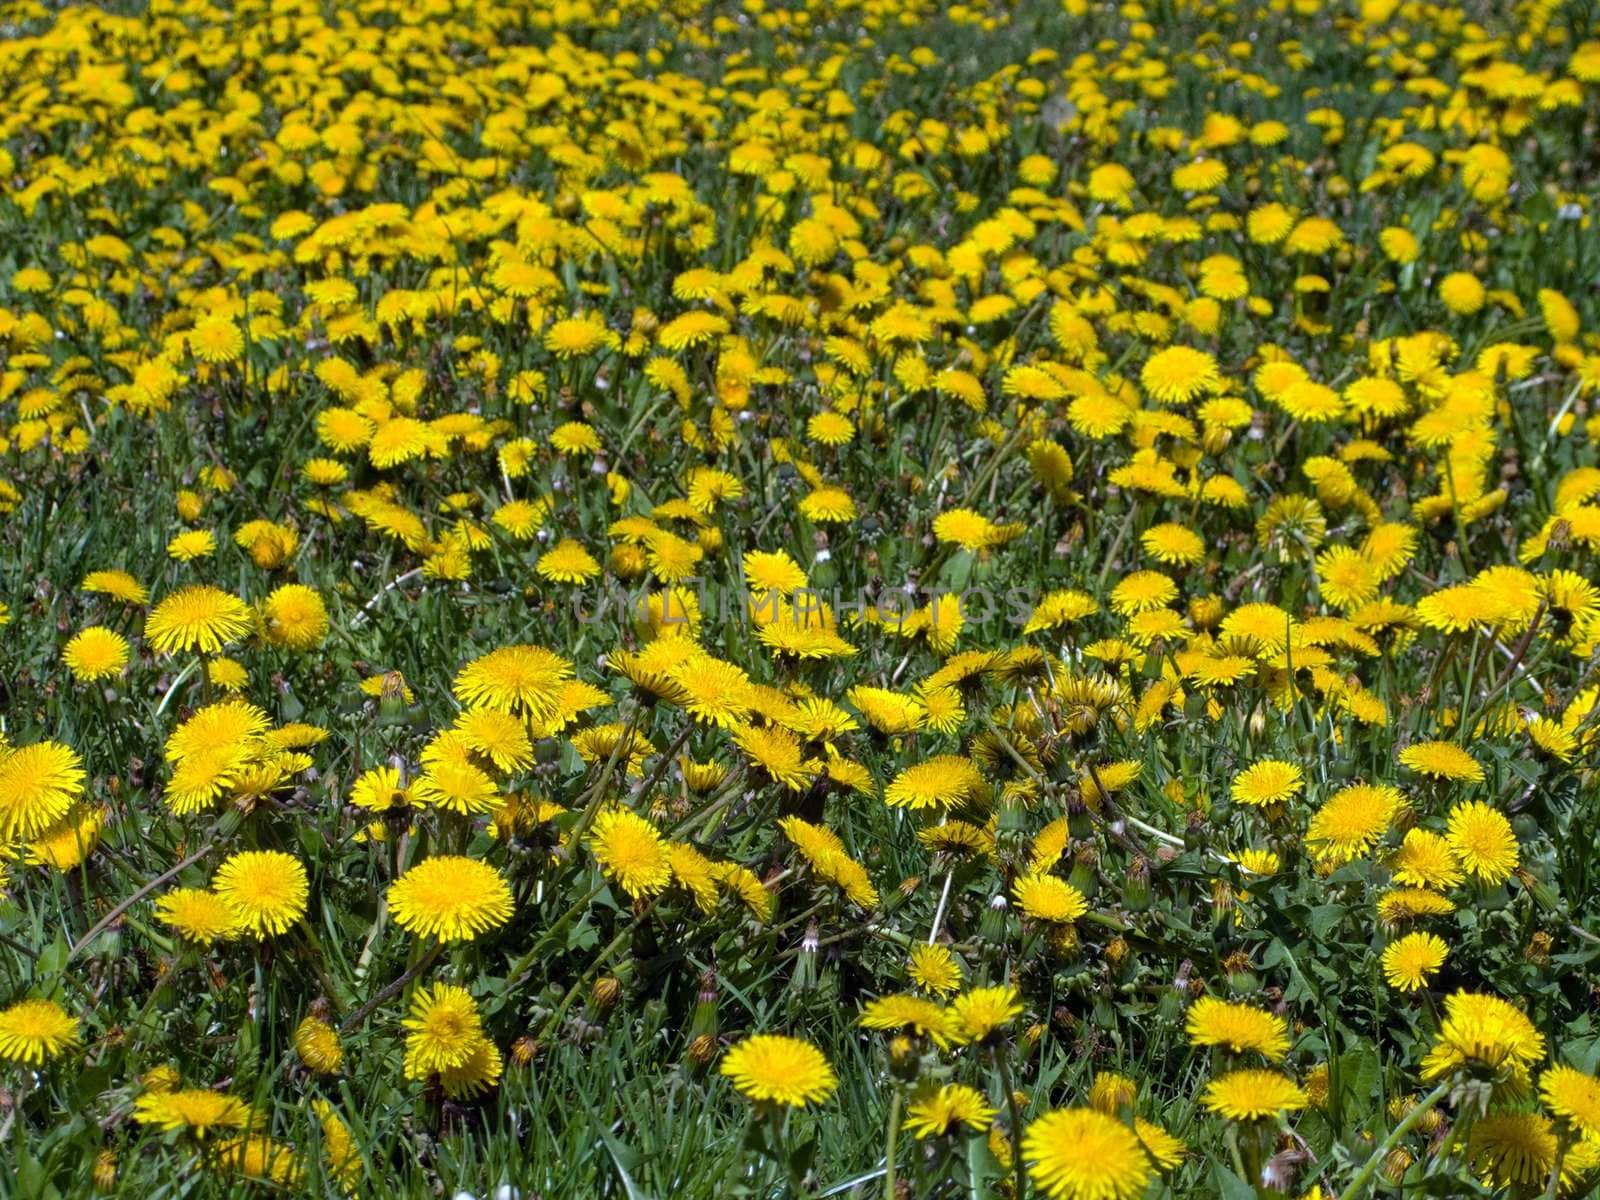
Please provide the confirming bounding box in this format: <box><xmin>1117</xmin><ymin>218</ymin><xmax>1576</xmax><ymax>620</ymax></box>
<box><xmin>2</xmin><ymin>0</ymin><xmax>1600</xmax><ymax>1194</ymax></box>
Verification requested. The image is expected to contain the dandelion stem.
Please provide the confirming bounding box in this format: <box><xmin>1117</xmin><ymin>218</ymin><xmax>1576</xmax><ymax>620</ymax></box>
<box><xmin>1333</xmin><ymin>1081</ymin><xmax>1449</xmax><ymax>1200</ymax></box>
<box><xmin>993</xmin><ymin>1045</ymin><xmax>1027</xmax><ymax>1200</ymax></box>
<box><xmin>66</xmin><ymin>840</ymin><xmax>216</xmax><ymax>963</ymax></box>
<box><xmin>882</xmin><ymin>1086</ymin><xmax>902</xmax><ymax>1200</ymax></box>
<box><xmin>337</xmin><ymin>940</ymin><xmax>443</xmax><ymax>1035</ymax></box>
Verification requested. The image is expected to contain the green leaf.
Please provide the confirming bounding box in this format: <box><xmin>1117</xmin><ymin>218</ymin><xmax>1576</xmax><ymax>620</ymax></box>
<box><xmin>1337</xmin><ymin>1045</ymin><xmax>1382</xmax><ymax>1117</ymax></box>
<box><xmin>1212</xmin><ymin>1162</ymin><xmax>1257</xmax><ymax>1200</ymax></box>
<box><xmin>1309</xmin><ymin>904</ymin><xmax>1347</xmax><ymax>940</ymax></box>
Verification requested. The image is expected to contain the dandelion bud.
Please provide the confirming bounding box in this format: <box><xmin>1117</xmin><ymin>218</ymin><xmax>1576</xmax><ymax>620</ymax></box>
<box><xmin>1525</xmin><ymin>930</ymin><xmax>1553</xmax><ymax>964</ymax></box>
<box><xmin>1106</xmin><ymin>936</ymin><xmax>1129</xmax><ymax>966</ymax></box>
<box><xmin>686</xmin><ymin>1033</ymin><xmax>717</xmax><ymax>1066</ymax></box>
<box><xmin>1067</xmin><ymin>845</ymin><xmax>1098</xmax><ymax>898</ymax></box>
<box><xmin>1122</xmin><ymin>856</ymin><xmax>1151</xmax><ymax>911</ymax></box>
<box><xmin>143</xmin><ymin>1064</ymin><xmax>181</xmax><ymax>1093</ymax></box>
<box><xmin>93</xmin><ymin>1150</ymin><xmax>117</xmax><ymax>1192</ymax></box>
<box><xmin>511</xmin><ymin>1036</ymin><xmax>537</xmax><ymax>1066</ymax></box>
<box><xmin>1210</xmin><ymin>879</ymin><xmax>1235</xmax><ymax>914</ymax></box>
<box><xmin>1261</xmin><ymin>1148</ymin><xmax>1307</xmax><ymax>1193</ymax></box>
<box><xmin>979</xmin><ymin>892</ymin><xmax>1009</xmax><ymax>943</ymax></box>
<box><xmin>1382</xmin><ymin>1148</ymin><xmax>1413</xmax><ymax>1183</ymax></box>
<box><xmin>1302</xmin><ymin>1064</ymin><xmax>1329</xmax><ymax>1108</ymax></box>
<box><xmin>792</xmin><ymin>920</ymin><xmax>820</xmax><ymax>991</ymax></box>
<box><xmin>593</xmin><ymin>976</ymin><xmax>622</xmax><ymax>1009</ymax></box>
<box><xmin>888</xmin><ymin>1036</ymin><xmax>918</xmax><ymax>1076</ymax></box>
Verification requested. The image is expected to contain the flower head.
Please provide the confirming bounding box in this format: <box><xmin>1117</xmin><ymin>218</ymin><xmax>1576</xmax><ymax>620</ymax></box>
<box><xmin>63</xmin><ymin>626</ymin><xmax>130</xmax><ymax>681</ymax></box>
<box><xmin>388</xmin><ymin>856</ymin><xmax>514</xmax><ymax>942</ymax></box>
<box><xmin>213</xmin><ymin>850</ymin><xmax>310</xmax><ymax>938</ymax></box>
<box><xmin>1421</xmin><ymin>990</ymin><xmax>1545</xmax><ymax>1081</ymax></box>
<box><xmin>155</xmin><ymin>887</ymin><xmax>240</xmax><ymax>943</ymax></box>
<box><xmin>133</xmin><ymin>1088</ymin><xmax>253</xmax><ymax>1138</ymax></box>
<box><xmin>1202</xmin><ymin>1069</ymin><xmax>1309</xmax><ymax>1120</ymax></box>
<box><xmin>1446</xmin><ymin>800</ymin><xmax>1519</xmax><ymax>884</ymax></box>
<box><xmin>1186</xmin><ymin>997</ymin><xmax>1291</xmax><ymax>1060</ymax></box>
<box><xmin>1024</xmin><ymin>1107</ymin><xmax>1153</xmax><ymax>1200</ymax></box>
<box><xmin>1232</xmin><ymin>760</ymin><xmax>1303</xmax><ymax>807</ymax></box>
<box><xmin>904</xmin><ymin>1084</ymin><xmax>997</xmax><ymax>1139</ymax></box>
<box><xmin>1540</xmin><ymin>1065</ymin><xmax>1600</xmax><ymax>1136</ymax></box>
<box><xmin>720</xmin><ymin>1034</ymin><xmax>837</xmax><ymax>1107</ymax></box>
<box><xmin>1381</xmin><ymin>932</ymin><xmax>1448</xmax><ymax>991</ymax></box>
<box><xmin>590</xmin><ymin>809</ymin><xmax>672</xmax><ymax>899</ymax></box>
<box><xmin>0</xmin><ymin>740</ymin><xmax>85</xmax><ymax>839</ymax></box>
<box><xmin>0</xmin><ymin>998</ymin><xmax>79</xmax><ymax>1065</ymax></box>
<box><xmin>948</xmin><ymin>984</ymin><xmax>1022</xmax><ymax>1045</ymax></box>
<box><xmin>259</xmin><ymin>584</ymin><xmax>329</xmax><ymax>650</ymax></box>
<box><xmin>145</xmin><ymin>586</ymin><xmax>253</xmax><ymax>655</ymax></box>
<box><xmin>402</xmin><ymin>982</ymin><xmax>484</xmax><ymax>1077</ymax></box>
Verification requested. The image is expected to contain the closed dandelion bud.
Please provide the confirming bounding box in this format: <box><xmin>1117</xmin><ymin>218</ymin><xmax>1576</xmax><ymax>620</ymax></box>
<box><xmin>996</xmin><ymin>796</ymin><xmax>1029</xmax><ymax>838</ymax></box>
<box><xmin>686</xmin><ymin>1032</ymin><xmax>717</xmax><ymax>1066</ymax></box>
<box><xmin>1050</xmin><ymin>924</ymin><xmax>1079</xmax><ymax>955</ymax></box>
<box><xmin>1122</xmin><ymin>856</ymin><xmax>1151</xmax><ymax>911</ymax></box>
<box><xmin>93</xmin><ymin>1150</ymin><xmax>116</xmax><ymax>1191</ymax></box>
<box><xmin>1526</xmin><ymin>931</ymin><xmax>1553</xmax><ymax>964</ymax></box>
<box><xmin>1156</xmin><ymin>985</ymin><xmax>1183</xmax><ymax>1023</ymax></box>
<box><xmin>1106</xmin><ymin>936</ymin><xmax>1128</xmax><ymax>967</ymax></box>
<box><xmin>511</xmin><ymin>1036</ymin><xmax>537</xmax><ymax>1066</ymax></box>
<box><xmin>1067</xmin><ymin>846</ymin><xmax>1098</xmax><ymax>897</ymax></box>
<box><xmin>1382</xmin><ymin>1148</ymin><xmax>1413</xmax><ymax>1182</ymax></box>
<box><xmin>687</xmin><ymin>969</ymin><xmax>719</xmax><ymax>1042</ymax></box>
<box><xmin>1418</xmin><ymin>1108</ymin><xmax>1444</xmax><ymax>1135</ymax></box>
<box><xmin>889</xmin><ymin>1035</ymin><xmax>918</xmax><ymax>1078</ymax></box>
<box><xmin>1261</xmin><ymin>1148</ymin><xmax>1307</xmax><ymax>1193</ymax></box>
<box><xmin>1202</xmin><ymin>424</ymin><xmax>1232</xmax><ymax>455</ymax></box>
<box><xmin>696</xmin><ymin>526</ymin><xmax>723</xmax><ymax>555</ymax></box>
<box><xmin>1303</xmin><ymin>1063</ymin><xmax>1329</xmax><ymax>1107</ymax></box>
<box><xmin>1519</xmin><ymin>871</ymin><xmax>1558</xmax><ymax>912</ymax></box>
<box><xmin>554</xmin><ymin>191</ymin><xmax>579</xmax><ymax>217</ymax></box>
<box><xmin>987</xmin><ymin>1122</ymin><xmax>1014</xmax><ymax>1169</ymax></box>
<box><xmin>1210</xmin><ymin>878</ymin><xmax>1235</xmax><ymax>914</ymax></box>
<box><xmin>593</xmin><ymin>976</ymin><xmax>622</xmax><ymax>1009</ymax></box>
<box><xmin>1023</xmin><ymin>1022</ymin><xmax>1045</xmax><ymax>1051</ymax></box>
<box><xmin>979</xmin><ymin>893</ymin><xmax>1009</xmax><ymax>942</ymax></box>
<box><xmin>792</xmin><ymin>920</ymin><xmax>820</xmax><ymax>991</ymax></box>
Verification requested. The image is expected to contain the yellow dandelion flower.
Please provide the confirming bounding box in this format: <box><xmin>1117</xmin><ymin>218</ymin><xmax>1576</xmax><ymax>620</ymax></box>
<box><xmin>1024</xmin><ymin>1108</ymin><xmax>1152</xmax><ymax>1200</ymax></box>
<box><xmin>388</xmin><ymin>856</ymin><xmax>514</xmax><ymax>942</ymax></box>
<box><xmin>720</xmin><ymin>1034</ymin><xmax>837</xmax><ymax>1108</ymax></box>
<box><xmin>213</xmin><ymin>850</ymin><xmax>310</xmax><ymax>938</ymax></box>
<box><xmin>590</xmin><ymin>809</ymin><xmax>672</xmax><ymax>899</ymax></box>
<box><xmin>0</xmin><ymin>998</ymin><xmax>79</xmax><ymax>1065</ymax></box>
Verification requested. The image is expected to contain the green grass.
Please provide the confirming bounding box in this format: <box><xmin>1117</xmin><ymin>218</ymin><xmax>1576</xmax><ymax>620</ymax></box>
<box><xmin>4</xmin><ymin>0</ymin><xmax>1600</xmax><ymax>1196</ymax></box>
